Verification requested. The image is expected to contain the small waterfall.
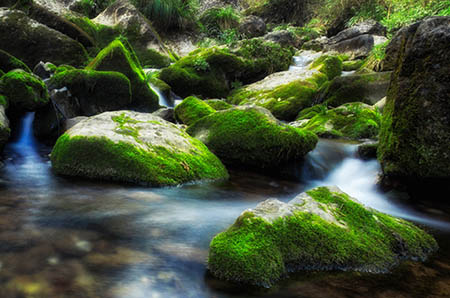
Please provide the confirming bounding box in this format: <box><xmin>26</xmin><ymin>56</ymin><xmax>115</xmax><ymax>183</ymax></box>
<box><xmin>150</xmin><ymin>83</ymin><xmax>174</xmax><ymax>108</ymax></box>
<box><xmin>10</xmin><ymin>112</ymin><xmax>37</xmax><ymax>155</ymax></box>
<box><xmin>289</xmin><ymin>51</ymin><xmax>323</xmax><ymax>71</ymax></box>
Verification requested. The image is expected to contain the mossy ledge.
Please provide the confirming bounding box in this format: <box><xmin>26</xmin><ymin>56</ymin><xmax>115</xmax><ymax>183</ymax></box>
<box><xmin>208</xmin><ymin>186</ymin><xmax>438</xmax><ymax>287</ymax></box>
<box><xmin>51</xmin><ymin>111</ymin><xmax>229</xmax><ymax>186</ymax></box>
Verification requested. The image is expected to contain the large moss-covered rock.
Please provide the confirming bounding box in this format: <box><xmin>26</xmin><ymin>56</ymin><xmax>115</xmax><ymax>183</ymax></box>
<box><xmin>0</xmin><ymin>69</ymin><xmax>49</xmax><ymax>111</ymax></box>
<box><xmin>86</xmin><ymin>39</ymin><xmax>159</xmax><ymax>112</ymax></box>
<box><xmin>322</xmin><ymin>72</ymin><xmax>391</xmax><ymax>107</ymax></box>
<box><xmin>51</xmin><ymin>111</ymin><xmax>229</xmax><ymax>186</ymax></box>
<box><xmin>296</xmin><ymin>102</ymin><xmax>382</xmax><ymax>140</ymax></box>
<box><xmin>227</xmin><ymin>53</ymin><xmax>339</xmax><ymax>121</ymax></box>
<box><xmin>174</xmin><ymin>96</ymin><xmax>216</xmax><ymax>126</ymax></box>
<box><xmin>186</xmin><ymin>105</ymin><xmax>318</xmax><ymax>170</ymax></box>
<box><xmin>0</xmin><ymin>50</ymin><xmax>31</xmax><ymax>73</ymax></box>
<box><xmin>0</xmin><ymin>8</ymin><xmax>88</xmax><ymax>68</ymax></box>
<box><xmin>159</xmin><ymin>40</ymin><xmax>294</xmax><ymax>99</ymax></box>
<box><xmin>208</xmin><ymin>186</ymin><xmax>438</xmax><ymax>287</ymax></box>
<box><xmin>204</xmin><ymin>99</ymin><xmax>233</xmax><ymax>111</ymax></box>
<box><xmin>48</xmin><ymin>69</ymin><xmax>132</xmax><ymax>116</ymax></box>
<box><xmin>378</xmin><ymin>17</ymin><xmax>450</xmax><ymax>180</ymax></box>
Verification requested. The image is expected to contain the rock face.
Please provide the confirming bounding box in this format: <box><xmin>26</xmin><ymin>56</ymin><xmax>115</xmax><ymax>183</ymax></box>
<box><xmin>378</xmin><ymin>17</ymin><xmax>450</xmax><ymax>181</ymax></box>
<box><xmin>51</xmin><ymin>111</ymin><xmax>229</xmax><ymax>186</ymax></box>
<box><xmin>228</xmin><ymin>54</ymin><xmax>341</xmax><ymax>121</ymax></box>
<box><xmin>0</xmin><ymin>69</ymin><xmax>49</xmax><ymax>111</ymax></box>
<box><xmin>325</xmin><ymin>20</ymin><xmax>388</xmax><ymax>58</ymax></box>
<box><xmin>208</xmin><ymin>186</ymin><xmax>438</xmax><ymax>287</ymax></box>
<box><xmin>86</xmin><ymin>39</ymin><xmax>159</xmax><ymax>112</ymax></box>
<box><xmin>322</xmin><ymin>72</ymin><xmax>391</xmax><ymax>107</ymax></box>
<box><xmin>239</xmin><ymin>15</ymin><xmax>266</xmax><ymax>38</ymax></box>
<box><xmin>0</xmin><ymin>8</ymin><xmax>88</xmax><ymax>68</ymax></box>
<box><xmin>186</xmin><ymin>105</ymin><xmax>318</xmax><ymax>170</ymax></box>
<box><xmin>294</xmin><ymin>102</ymin><xmax>382</xmax><ymax>140</ymax></box>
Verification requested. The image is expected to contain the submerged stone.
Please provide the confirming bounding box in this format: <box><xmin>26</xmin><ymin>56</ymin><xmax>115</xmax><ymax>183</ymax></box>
<box><xmin>186</xmin><ymin>105</ymin><xmax>318</xmax><ymax>170</ymax></box>
<box><xmin>51</xmin><ymin>111</ymin><xmax>229</xmax><ymax>186</ymax></box>
<box><xmin>208</xmin><ymin>186</ymin><xmax>438</xmax><ymax>287</ymax></box>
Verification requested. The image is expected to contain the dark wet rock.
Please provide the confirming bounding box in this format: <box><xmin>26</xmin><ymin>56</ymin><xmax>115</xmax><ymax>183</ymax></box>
<box><xmin>263</xmin><ymin>30</ymin><xmax>296</xmax><ymax>47</ymax></box>
<box><xmin>33</xmin><ymin>62</ymin><xmax>55</xmax><ymax>80</ymax></box>
<box><xmin>357</xmin><ymin>140</ymin><xmax>378</xmax><ymax>160</ymax></box>
<box><xmin>378</xmin><ymin>16</ymin><xmax>450</xmax><ymax>182</ymax></box>
<box><xmin>152</xmin><ymin>107</ymin><xmax>175</xmax><ymax>123</ymax></box>
<box><xmin>208</xmin><ymin>186</ymin><xmax>438</xmax><ymax>287</ymax></box>
<box><xmin>328</xmin><ymin>20</ymin><xmax>387</xmax><ymax>44</ymax></box>
<box><xmin>239</xmin><ymin>15</ymin><xmax>266</xmax><ymax>38</ymax></box>
<box><xmin>0</xmin><ymin>49</ymin><xmax>32</xmax><ymax>74</ymax></box>
<box><xmin>0</xmin><ymin>8</ymin><xmax>88</xmax><ymax>68</ymax></box>
<box><xmin>302</xmin><ymin>36</ymin><xmax>328</xmax><ymax>52</ymax></box>
<box><xmin>326</xmin><ymin>34</ymin><xmax>388</xmax><ymax>59</ymax></box>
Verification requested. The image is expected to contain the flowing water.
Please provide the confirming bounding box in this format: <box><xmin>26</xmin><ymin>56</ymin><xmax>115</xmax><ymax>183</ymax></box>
<box><xmin>0</xmin><ymin>114</ymin><xmax>448</xmax><ymax>297</ymax></box>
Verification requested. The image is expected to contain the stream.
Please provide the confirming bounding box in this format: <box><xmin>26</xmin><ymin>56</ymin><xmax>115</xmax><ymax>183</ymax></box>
<box><xmin>0</xmin><ymin>53</ymin><xmax>449</xmax><ymax>297</ymax></box>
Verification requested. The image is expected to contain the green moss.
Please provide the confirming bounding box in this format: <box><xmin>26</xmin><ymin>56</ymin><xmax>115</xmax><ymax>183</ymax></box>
<box><xmin>49</xmin><ymin>69</ymin><xmax>132</xmax><ymax>115</ymax></box>
<box><xmin>208</xmin><ymin>186</ymin><xmax>437</xmax><ymax>287</ymax></box>
<box><xmin>51</xmin><ymin>132</ymin><xmax>229</xmax><ymax>186</ymax></box>
<box><xmin>310</xmin><ymin>55</ymin><xmax>343</xmax><ymax>80</ymax></box>
<box><xmin>343</xmin><ymin>59</ymin><xmax>364</xmax><ymax>71</ymax></box>
<box><xmin>299</xmin><ymin>103</ymin><xmax>382</xmax><ymax>140</ymax></box>
<box><xmin>86</xmin><ymin>39</ymin><xmax>159</xmax><ymax>112</ymax></box>
<box><xmin>187</xmin><ymin>106</ymin><xmax>318</xmax><ymax>169</ymax></box>
<box><xmin>174</xmin><ymin>96</ymin><xmax>216</xmax><ymax>126</ymax></box>
<box><xmin>204</xmin><ymin>99</ymin><xmax>233</xmax><ymax>110</ymax></box>
<box><xmin>0</xmin><ymin>49</ymin><xmax>31</xmax><ymax>73</ymax></box>
<box><xmin>296</xmin><ymin>104</ymin><xmax>327</xmax><ymax>120</ymax></box>
<box><xmin>0</xmin><ymin>69</ymin><xmax>49</xmax><ymax>110</ymax></box>
<box><xmin>140</xmin><ymin>48</ymin><xmax>172</xmax><ymax>68</ymax></box>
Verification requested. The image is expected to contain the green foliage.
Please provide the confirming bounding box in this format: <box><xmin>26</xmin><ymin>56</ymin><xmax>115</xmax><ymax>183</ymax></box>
<box><xmin>193</xmin><ymin>57</ymin><xmax>210</xmax><ymax>72</ymax></box>
<box><xmin>363</xmin><ymin>40</ymin><xmax>388</xmax><ymax>71</ymax></box>
<box><xmin>131</xmin><ymin>0</ymin><xmax>199</xmax><ymax>32</ymax></box>
<box><xmin>200</xmin><ymin>6</ymin><xmax>240</xmax><ymax>36</ymax></box>
<box><xmin>209</xmin><ymin>186</ymin><xmax>437</xmax><ymax>286</ymax></box>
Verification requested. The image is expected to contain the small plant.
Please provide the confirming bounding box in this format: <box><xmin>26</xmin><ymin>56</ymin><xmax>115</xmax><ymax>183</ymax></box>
<box><xmin>193</xmin><ymin>57</ymin><xmax>210</xmax><ymax>72</ymax></box>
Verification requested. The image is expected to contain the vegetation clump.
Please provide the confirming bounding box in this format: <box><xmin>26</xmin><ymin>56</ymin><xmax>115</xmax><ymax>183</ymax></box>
<box><xmin>174</xmin><ymin>96</ymin><xmax>216</xmax><ymax>126</ymax></box>
<box><xmin>208</xmin><ymin>186</ymin><xmax>438</xmax><ymax>287</ymax></box>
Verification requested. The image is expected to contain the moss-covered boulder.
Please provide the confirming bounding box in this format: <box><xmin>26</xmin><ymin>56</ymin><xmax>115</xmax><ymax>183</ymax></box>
<box><xmin>174</xmin><ymin>96</ymin><xmax>216</xmax><ymax>126</ymax></box>
<box><xmin>378</xmin><ymin>17</ymin><xmax>450</xmax><ymax>181</ymax></box>
<box><xmin>0</xmin><ymin>69</ymin><xmax>49</xmax><ymax>111</ymax></box>
<box><xmin>309</xmin><ymin>55</ymin><xmax>343</xmax><ymax>81</ymax></box>
<box><xmin>0</xmin><ymin>8</ymin><xmax>88</xmax><ymax>68</ymax></box>
<box><xmin>343</xmin><ymin>59</ymin><xmax>364</xmax><ymax>71</ymax></box>
<box><xmin>296</xmin><ymin>102</ymin><xmax>381</xmax><ymax>140</ymax></box>
<box><xmin>322</xmin><ymin>72</ymin><xmax>391</xmax><ymax>107</ymax></box>
<box><xmin>48</xmin><ymin>69</ymin><xmax>132</xmax><ymax>116</ymax></box>
<box><xmin>0</xmin><ymin>50</ymin><xmax>31</xmax><ymax>73</ymax></box>
<box><xmin>159</xmin><ymin>40</ymin><xmax>294</xmax><ymax>99</ymax></box>
<box><xmin>186</xmin><ymin>105</ymin><xmax>318</xmax><ymax>170</ymax></box>
<box><xmin>51</xmin><ymin>111</ymin><xmax>229</xmax><ymax>186</ymax></box>
<box><xmin>208</xmin><ymin>186</ymin><xmax>438</xmax><ymax>287</ymax></box>
<box><xmin>86</xmin><ymin>39</ymin><xmax>159</xmax><ymax>112</ymax></box>
<box><xmin>204</xmin><ymin>99</ymin><xmax>233</xmax><ymax>111</ymax></box>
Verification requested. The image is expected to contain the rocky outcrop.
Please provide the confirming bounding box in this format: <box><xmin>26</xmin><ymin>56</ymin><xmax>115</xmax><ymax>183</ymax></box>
<box><xmin>325</xmin><ymin>20</ymin><xmax>388</xmax><ymax>58</ymax></box>
<box><xmin>51</xmin><ymin>111</ymin><xmax>229</xmax><ymax>186</ymax></box>
<box><xmin>378</xmin><ymin>17</ymin><xmax>450</xmax><ymax>182</ymax></box>
<box><xmin>239</xmin><ymin>15</ymin><xmax>266</xmax><ymax>38</ymax></box>
<box><xmin>186</xmin><ymin>105</ymin><xmax>318</xmax><ymax>170</ymax></box>
<box><xmin>208</xmin><ymin>186</ymin><xmax>438</xmax><ymax>287</ymax></box>
<box><xmin>0</xmin><ymin>8</ymin><xmax>88</xmax><ymax>68</ymax></box>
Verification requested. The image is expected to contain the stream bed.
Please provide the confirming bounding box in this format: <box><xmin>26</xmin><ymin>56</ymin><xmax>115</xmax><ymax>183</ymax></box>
<box><xmin>0</xmin><ymin>113</ymin><xmax>448</xmax><ymax>297</ymax></box>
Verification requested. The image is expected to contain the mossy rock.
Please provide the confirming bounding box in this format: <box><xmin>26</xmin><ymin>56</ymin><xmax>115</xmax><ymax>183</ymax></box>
<box><xmin>298</xmin><ymin>102</ymin><xmax>382</xmax><ymax>140</ymax></box>
<box><xmin>159</xmin><ymin>41</ymin><xmax>294</xmax><ymax>99</ymax></box>
<box><xmin>51</xmin><ymin>111</ymin><xmax>229</xmax><ymax>186</ymax></box>
<box><xmin>228</xmin><ymin>71</ymin><xmax>327</xmax><ymax>121</ymax></box>
<box><xmin>0</xmin><ymin>105</ymin><xmax>10</xmax><ymax>152</ymax></box>
<box><xmin>323</xmin><ymin>72</ymin><xmax>391</xmax><ymax>107</ymax></box>
<box><xmin>0</xmin><ymin>49</ymin><xmax>31</xmax><ymax>73</ymax></box>
<box><xmin>174</xmin><ymin>96</ymin><xmax>216</xmax><ymax>126</ymax></box>
<box><xmin>204</xmin><ymin>99</ymin><xmax>233</xmax><ymax>111</ymax></box>
<box><xmin>86</xmin><ymin>39</ymin><xmax>159</xmax><ymax>112</ymax></box>
<box><xmin>208</xmin><ymin>186</ymin><xmax>438</xmax><ymax>287</ymax></box>
<box><xmin>343</xmin><ymin>59</ymin><xmax>364</xmax><ymax>71</ymax></box>
<box><xmin>48</xmin><ymin>69</ymin><xmax>132</xmax><ymax>116</ymax></box>
<box><xmin>378</xmin><ymin>17</ymin><xmax>450</xmax><ymax>180</ymax></box>
<box><xmin>140</xmin><ymin>48</ymin><xmax>172</xmax><ymax>68</ymax></box>
<box><xmin>186</xmin><ymin>105</ymin><xmax>318</xmax><ymax>170</ymax></box>
<box><xmin>0</xmin><ymin>69</ymin><xmax>49</xmax><ymax>111</ymax></box>
<box><xmin>0</xmin><ymin>8</ymin><xmax>88</xmax><ymax>68</ymax></box>
<box><xmin>309</xmin><ymin>55</ymin><xmax>343</xmax><ymax>80</ymax></box>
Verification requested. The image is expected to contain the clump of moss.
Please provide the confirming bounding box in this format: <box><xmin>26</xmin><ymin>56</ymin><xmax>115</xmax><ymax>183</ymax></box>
<box><xmin>86</xmin><ymin>39</ymin><xmax>159</xmax><ymax>112</ymax></box>
<box><xmin>343</xmin><ymin>59</ymin><xmax>364</xmax><ymax>71</ymax></box>
<box><xmin>140</xmin><ymin>48</ymin><xmax>172</xmax><ymax>68</ymax></box>
<box><xmin>51</xmin><ymin>112</ymin><xmax>229</xmax><ymax>186</ymax></box>
<box><xmin>310</xmin><ymin>55</ymin><xmax>343</xmax><ymax>80</ymax></box>
<box><xmin>174</xmin><ymin>96</ymin><xmax>216</xmax><ymax>126</ymax></box>
<box><xmin>187</xmin><ymin>106</ymin><xmax>318</xmax><ymax>169</ymax></box>
<box><xmin>208</xmin><ymin>186</ymin><xmax>438</xmax><ymax>287</ymax></box>
<box><xmin>0</xmin><ymin>49</ymin><xmax>31</xmax><ymax>73</ymax></box>
<box><xmin>49</xmin><ymin>69</ymin><xmax>132</xmax><ymax>116</ymax></box>
<box><xmin>299</xmin><ymin>102</ymin><xmax>382</xmax><ymax>140</ymax></box>
<box><xmin>0</xmin><ymin>69</ymin><xmax>49</xmax><ymax>111</ymax></box>
<box><xmin>204</xmin><ymin>99</ymin><xmax>232</xmax><ymax>110</ymax></box>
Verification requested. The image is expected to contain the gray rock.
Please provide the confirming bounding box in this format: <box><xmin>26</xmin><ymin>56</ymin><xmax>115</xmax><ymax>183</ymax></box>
<box><xmin>328</xmin><ymin>20</ymin><xmax>387</xmax><ymax>44</ymax></box>
<box><xmin>239</xmin><ymin>15</ymin><xmax>266</xmax><ymax>38</ymax></box>
<box><xmin>0</xmin><ymin>105</ymin><xmax>10</xmax><ymax>152</ymax></box>
<box><xmin>326</xmin><ymin>34</ymin><xmax>388</xmax><ymax>59</ymax></box>
<box><xmin>152</xmin><ymin>107</ymin><xmax>175</xmax><ymax>123</ymax></box>
<box><xmin>263</xmin><ymin>30</ymin><xmax>296</xmax><ymax>47</ymax></box>
<box><xmin>33</xmin><ymin>62</ymin><xmax>55</xmax><ymax>80</ymax></box>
